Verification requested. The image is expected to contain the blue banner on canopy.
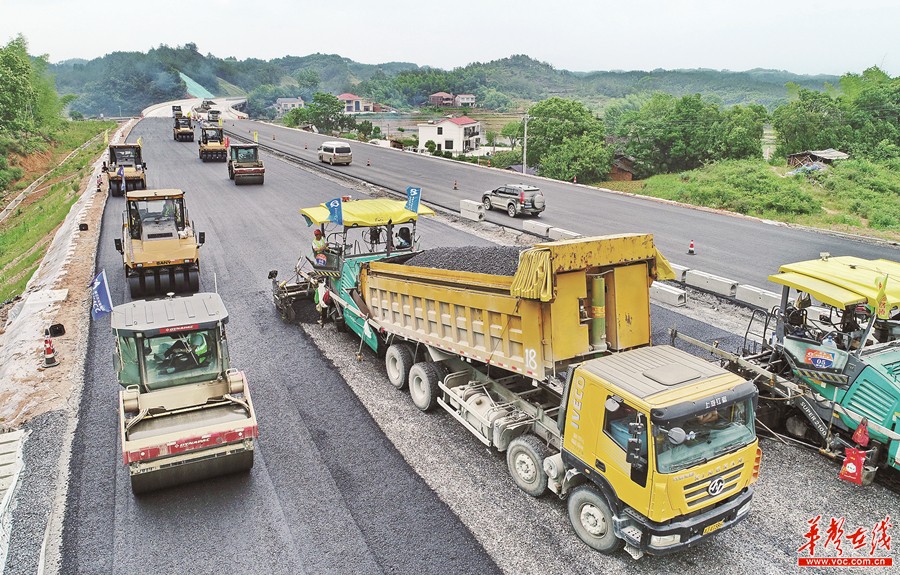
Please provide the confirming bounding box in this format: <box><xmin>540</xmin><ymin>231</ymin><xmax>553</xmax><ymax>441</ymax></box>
<box><xmin>405</xmin><ymin>186</ymin><xmax>421</xmax><ymax>213</ymax></box>
<box><xmin>327</xmin><ymin>197</ymin><xmax>343</xmax><ymax>226</ymax></box>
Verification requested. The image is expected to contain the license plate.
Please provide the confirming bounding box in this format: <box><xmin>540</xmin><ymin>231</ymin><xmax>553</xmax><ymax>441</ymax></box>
<box><xmin>703</xmin><ymin>520</ymin><xmax>725</xmax><ymax>535</ymax></box>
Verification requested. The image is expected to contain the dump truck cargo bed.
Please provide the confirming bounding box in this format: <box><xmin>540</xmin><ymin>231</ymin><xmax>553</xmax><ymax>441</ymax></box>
<box><xmin>360</xmin><ymin>234</ymin><xmax>672</xmax><ymax>380</ymax></box>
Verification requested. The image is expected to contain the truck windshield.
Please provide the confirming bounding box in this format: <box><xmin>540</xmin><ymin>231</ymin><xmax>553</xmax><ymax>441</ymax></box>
<box><xmin>653</xmin><ymin>399</ymin><xmax>756</xmax><ymax>474</ymax></box>
<box><xmin>236</xmin><ymin>148</ymin><xmax>258</xmax><ymax>162</ymax></box>
<box><xmin>144</xmin><ymin>329</ymin><xmax>221</xmax><ymax>388</ymax></box>
<box><xmin>129</xmin><ymin>198</ymin><xmax>185</xmax><ymax>231</ymax></box>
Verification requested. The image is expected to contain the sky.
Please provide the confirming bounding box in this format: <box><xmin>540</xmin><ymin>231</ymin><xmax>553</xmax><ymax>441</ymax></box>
<box><xmin>1</xmin><ymin>0</ymin><xmax>897</xmax><ymax>77</ymax></box>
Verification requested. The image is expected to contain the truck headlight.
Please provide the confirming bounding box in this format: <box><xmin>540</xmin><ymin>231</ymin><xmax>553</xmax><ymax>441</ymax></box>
<box><xmin>650</xmin><ymin>534</ymin><xmax>681</xmax><ymax>547</ymax></box>
<box><xmin>737</xmin><ymin>501</ymin><xmax>752</xmax><ymax>518</ymax></box>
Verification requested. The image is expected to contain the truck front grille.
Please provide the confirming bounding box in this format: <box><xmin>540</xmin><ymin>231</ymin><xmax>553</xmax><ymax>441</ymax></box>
<box><xmin>683</xmin><ymin>464</ymin><xmax>744</xmax><ymax>507</ymax></box>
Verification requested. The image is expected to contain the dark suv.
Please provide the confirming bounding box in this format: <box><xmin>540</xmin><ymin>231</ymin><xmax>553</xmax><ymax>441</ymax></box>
<box><xmin>482</xmin><ymin>184</ymin><xmax>546</xmax><ymax>218</ymax></box>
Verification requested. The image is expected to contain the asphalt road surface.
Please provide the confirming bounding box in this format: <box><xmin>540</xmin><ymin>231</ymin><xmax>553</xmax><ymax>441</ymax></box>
<box><xmin>60</xmin><ymin>118</ymin><xmax>501</xmax><ymax>575</ymax></box>
<box><xmin>53</xmin><ymin>118</ymin><xmax>896</xmax><ymax>575</ymax></box>
<box><xmin>223</xmin><ymin>118</ymin><xmax>897</xmax><ymax>289</ymax></box>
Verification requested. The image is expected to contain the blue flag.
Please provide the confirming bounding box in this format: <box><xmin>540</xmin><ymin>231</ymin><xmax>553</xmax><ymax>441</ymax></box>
<box><xmin>327</xmin><ymin>198</ymin><xmax>343</xmax><ymax>226</ymax></box>
<box><xmin>405</xmin><ymin>186</ymin><xmax>421</xmax><ymax>213</ymax></box>
<box><xmin>90</xmin><ymin>269</ymin><xmax>113</xmax><ymax>320</ymax></box>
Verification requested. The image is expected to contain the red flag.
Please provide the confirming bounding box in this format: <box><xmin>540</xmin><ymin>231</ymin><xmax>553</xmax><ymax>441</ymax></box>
<box><xmin>839</xmin><ymin>447</ymin><xmax>866</xmax><ymax>485</ymax></box>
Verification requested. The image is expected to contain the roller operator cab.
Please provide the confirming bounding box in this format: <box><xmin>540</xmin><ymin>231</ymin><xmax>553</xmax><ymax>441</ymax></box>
<box><xmin>228</xmin><ymin>143</ymin><xmax>265</xmax><ymax>185</ymax></box>
<box><xmin>113</xmin><ymin>293</ymin><xmax>257</xmax><ymax>494</ymax></box>
<box><xmin>173</xmin><ymin>116</ymin><xmax>194</xmax><ymax>141</ymax></box>
<box><xmin>199</xmin><ymin>126</ymin><xmax>227</xmax><ymax>161</ymax></box>
<box><xmin>103</xmin><ymin>143</ymin><xmax>147</xmax><ymax>197</ymax></box>
<box><xmin>114</xmin><ymin>188</ymin><xmax>205</xmax><ymax>297</ymax></box>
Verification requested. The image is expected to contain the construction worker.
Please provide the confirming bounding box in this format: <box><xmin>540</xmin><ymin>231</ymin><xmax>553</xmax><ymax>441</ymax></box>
<box><xmin>312</xmin><ymin>229</ymin><xmax>328</xmax><ymax>266</ymax></box>
<box><xmin>395</xmin><ymin>227</ymin><xmax>412</xmax><ymax>249</ymax></box>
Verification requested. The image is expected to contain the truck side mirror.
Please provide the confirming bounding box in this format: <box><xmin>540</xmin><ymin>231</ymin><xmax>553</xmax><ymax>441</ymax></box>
<box><xmin>604</xmin><ymin>398</ymin><xmax>620</xmax><ymax>413</ymax></box>
<box><xmin>114</xmin><ymin>238</ymin><xmax>123</xmax><ymax>253</ymax></box>
<box><xmin>198</xmin><ymin>231</ymin><xmax>205</xmax><ymax>245</ymax></box>
<box><xmin>667</xmin><ymin>427</ymin><xmax>687</xmax><ymax>445</ymax></box>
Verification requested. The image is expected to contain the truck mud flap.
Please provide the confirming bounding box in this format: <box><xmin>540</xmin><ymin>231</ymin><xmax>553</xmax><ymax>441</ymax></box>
<box><xmin>130</xmin><ymin>447</ymin><xmax>253</xmax><ymax>495</ymax></box>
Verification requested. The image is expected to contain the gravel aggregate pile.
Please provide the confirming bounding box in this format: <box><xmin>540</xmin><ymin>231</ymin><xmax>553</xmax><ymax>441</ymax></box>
<box><xmin>404</xmin><ymin>245</ymin><xmax>525</xmax><ymax>276</ymax></box>
<box><xmin>3</xmin><ymin>411</ymin><xmax>66</xmax><ymax>575</ymax></box>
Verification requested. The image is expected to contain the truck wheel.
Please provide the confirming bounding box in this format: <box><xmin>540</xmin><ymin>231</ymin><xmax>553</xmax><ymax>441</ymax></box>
<box><xmin>506</xmin><ymin>434</ymin><xmax>550</xmax><ymax>497</ymax></box>
<box><xmin>385</xmin><ymin>344</ymin><xmax>414</xmax><ymax>390</ymax></box>
<box><xmin>567</xmin><ymin>485</ymin><xmax>620</xmax><ymax>554</ymax></box>
<box><xmin>408</xmin><ymin>362</ymin><xmax>440</xmax><ymax>412</ymax></box>
<box><xmin>128</xmin><ymin>276</ymin><xmax>143</xmax><ymax>298</ymax></box>
<box><xmin>507</xmin><ymin>203</ymin><xmax>517</xmax><ymax>218</ymax></box>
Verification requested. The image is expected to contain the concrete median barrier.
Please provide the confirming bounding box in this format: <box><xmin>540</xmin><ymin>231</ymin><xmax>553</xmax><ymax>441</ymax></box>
<box><xmin>459</xmin><ymin>200</ymin><xmax>485</xmax><ymax>222</ymax></box>
<box><xmin>735</xmin><ymin>284</ymin><xmax>782</xmax><ymax>311</ymax></box>
<box><xmin>548</xmin><ymin>227</ymin><xmax>582</xmax><ymax>240</ymax></box>
<box><xmin>522</xmin><ymin>220</ymin><xmax>550</xmax><ymax>237</ymax></box>
<box><xmin>650</xmin><ymin>282</ymin><xmax>686</xmax><ymax>307</ymax></box>
<box><xmin>685</xmin><ymin>270</ymin><xmax>738</xmax><ymax>297</ymax></box>
<box><xmin>669</xmin><ymin>263</ymin><xmax>690</xmax><ymax>283</ymax></box>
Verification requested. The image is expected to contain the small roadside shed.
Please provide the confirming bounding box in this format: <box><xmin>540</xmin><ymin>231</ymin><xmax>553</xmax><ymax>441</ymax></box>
<box><xmin>787</xmin><ymin>149</ymin><xmax>849</xmax><ymax>167</ymax></box>
<box><xmin>607</xmin><ymin>154</ymin><xmax>636</xmax><ymax>181</ymax></box>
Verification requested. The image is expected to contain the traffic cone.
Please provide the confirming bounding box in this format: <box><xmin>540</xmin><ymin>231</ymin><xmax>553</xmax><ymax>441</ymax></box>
<box><xmin>487</xmin><ymin>159</ymin><xmax>491</xmax><ymax>167</ymax></box>
<box><xmin>573</xmin><ymin>175</ymin><xmax>577</xmax><ymax>184</ymax></box>
<box><xmin>453</xmin><ymin>180</ymin><xmax>458</xmax><ymax>190</ymax></box>
<box><xmin>367</xmin><ymin>158</ymin><xmax>370</xmax><ymax>166</ymax></box>
<box><xmin>304</xmin><ymin>143</ymin><xmax>308</xmax><ymax>150</ymax></box>
<box><xmin>273</xmin><ymin>134</ymin><xmax>276</xmax><ymax>140</ymax></box>
<box><xmin>42</xmin><ymin>336</ymin><xmax>60</xmax><ymax>368</ymax></box>
<box><xmin>688</xmin><ymin>240</ymin><xmax>696</xmax><ymax>255</ymax></box>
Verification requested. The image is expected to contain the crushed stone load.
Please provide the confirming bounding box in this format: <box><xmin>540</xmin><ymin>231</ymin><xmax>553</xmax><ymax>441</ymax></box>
<box><xmin>403</xmin><ymin>246</ymin><xmax>526</xmax><ymax>276</ymax></box>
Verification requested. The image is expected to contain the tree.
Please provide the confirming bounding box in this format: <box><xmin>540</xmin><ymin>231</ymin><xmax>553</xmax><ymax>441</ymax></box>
<box><xmin>486</xmin><ymin>130</ymin><xmax>498</xmax><ymax>150</ymax></box>
<box><xmin>294</xmin><ymin>69</ymin><xmax>320</xmax><ymax>100</ymax></box>
<box><xmin>306</xmin><ymin>92</ymin><xmax>354</xmax><ymax>133</ymax></box>
<box><xmin>539</xmin><ymin>134</ymin><xmax>613</xmax><ymax>183</ymax></box>
<box><xmin>501</xmin><ymin>121</ymin><xmax>523</xmax><ymax>148</ymax></box>
<box><xmin>525</xmin><ymin>97</ymin><xmax>604</xmax><ymax>168</ymax></box>
<box><xmin>283</xmin><ymin>106</ymin><xmax>310</xmax><ymax>128</ymax></box>
<box><xmin>771</xmin><ymin>89</ymin><xmax>850</xmax><ymax>157</ymax></box>
<box><xmin>357</xmin><ymin>120</ymin><xmax>374</xmax><ymax>139</ymax></box>
<box><xmin>424</xmin><ymin>140</ymin><xmax>436</xmax><ymax>154</ymax></box>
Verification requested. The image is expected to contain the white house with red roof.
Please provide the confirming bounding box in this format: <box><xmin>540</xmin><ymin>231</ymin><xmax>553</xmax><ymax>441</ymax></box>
<box><xmin>417</xmin><ymin>116</ymin><xmax>482</xmax><ymax>155</ymax></box>
<box><xmin>337</xmin><ymin>92</ymin><xmax>376</xmax><ymax>113</ymax></box>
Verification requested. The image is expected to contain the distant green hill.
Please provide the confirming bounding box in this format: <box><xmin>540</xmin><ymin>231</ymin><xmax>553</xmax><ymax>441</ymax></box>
<box><xmin>50</xmin><ymin>44</ymin><xmax>842</xmax><ymax>117</ymax></box>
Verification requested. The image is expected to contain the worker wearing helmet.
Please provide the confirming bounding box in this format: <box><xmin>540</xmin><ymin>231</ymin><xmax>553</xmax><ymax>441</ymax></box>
<box><xmin>312</xmin><ymin>229</ymin><xmax>328</xmax><ymax>266</ymax></box>
<box><xmin>161</xmin><ymin>332</ymin><xmax>210</xmax><ymax>370</ymax></box>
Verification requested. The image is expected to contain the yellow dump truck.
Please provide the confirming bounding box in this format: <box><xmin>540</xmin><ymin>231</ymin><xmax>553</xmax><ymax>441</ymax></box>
<box><xmin>114</xmin><ymin>189</ymin><xmax>205</xmax><ymax>297</ymax></box>
<box><xmin>273</xmin><ymin>210</ymin><xmax>761</xmax><ymax>557</ymax></box>
<box><xmin>103</xmin><ymin>143</ymin><xmax>147</xmax><ymax>196</ymax></box>
<box><xmin>113</xmin><ymin>293</ymin><xmax>257</xmax><ymax>494</ymax></box>
<box><xmin>198</xmin><ymin>125</ymin><xmax>227</xmax><ymax>161</ymax></box>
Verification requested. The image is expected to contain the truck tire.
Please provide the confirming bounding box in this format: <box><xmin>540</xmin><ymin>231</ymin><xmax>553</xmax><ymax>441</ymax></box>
<box><xmin>408</xmin><ymin>362</ymin><xmax>440</xmax><ymax>411</ymax></box>
<box><xmin>506</xmin><ymin>434</ymin><xmax>550</xmax><ymax>497</ymax></box>
<box><xmin>385</xmin><ymin>344</ymin><xmax>414</xmax><ymax>390</ymax></box>
<box><xmin>567</xmin><ymin>485</ymin><xmax>620</xmax><ymax>554</ymax></box>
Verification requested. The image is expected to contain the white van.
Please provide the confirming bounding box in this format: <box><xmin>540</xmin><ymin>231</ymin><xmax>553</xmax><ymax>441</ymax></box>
<box><xmin>317</xmin><ymin>142</ymin><xmax>353</xmax><ymax>165</ymax></box>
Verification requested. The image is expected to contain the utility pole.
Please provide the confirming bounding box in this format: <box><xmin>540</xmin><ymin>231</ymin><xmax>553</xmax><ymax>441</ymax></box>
<box><xmin>522</xmin><ymin>115</ymin><xmax>530</xmax><ymax>174</ymax></box>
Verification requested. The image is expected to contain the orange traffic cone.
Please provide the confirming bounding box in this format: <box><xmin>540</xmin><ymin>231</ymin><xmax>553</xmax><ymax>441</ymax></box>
<box><xmin>688</xmin><ymin>240</ymin><xmax>696</xmax><ymax>255</ymax></box>
<box><xmin>573</xmin><ymin>175</ymin><xmax>577</xmax><ymax>184</ymax></box>
<box><xmin>367</xmin><ymin>158</ymin><xmax>371</xmax><ymax>166</ymax></box>
<box><xmin>43</xmin><ymin>336</ymin><xmax>60</xmax><ymax>368</ymax></box>
<box><xmin>453</xmin><ymin>180</ymin><xmax>458</xmax><ymax>190</ymax></box>
<box><xmin>304</xmin><ymin>143</ymin><xmax>308</xmax><ymax>150</ymax></box>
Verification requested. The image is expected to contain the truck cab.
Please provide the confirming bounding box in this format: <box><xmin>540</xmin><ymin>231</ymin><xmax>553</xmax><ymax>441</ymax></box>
<box><xmin>113</xmin><ymin>293</ymin><xmax>257</xmax><ymax>494</ymax></box>
<box><xmin>559</xmin><ymin>346</ymin><xmax>759</xmax><ymax>555</ymax></box>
